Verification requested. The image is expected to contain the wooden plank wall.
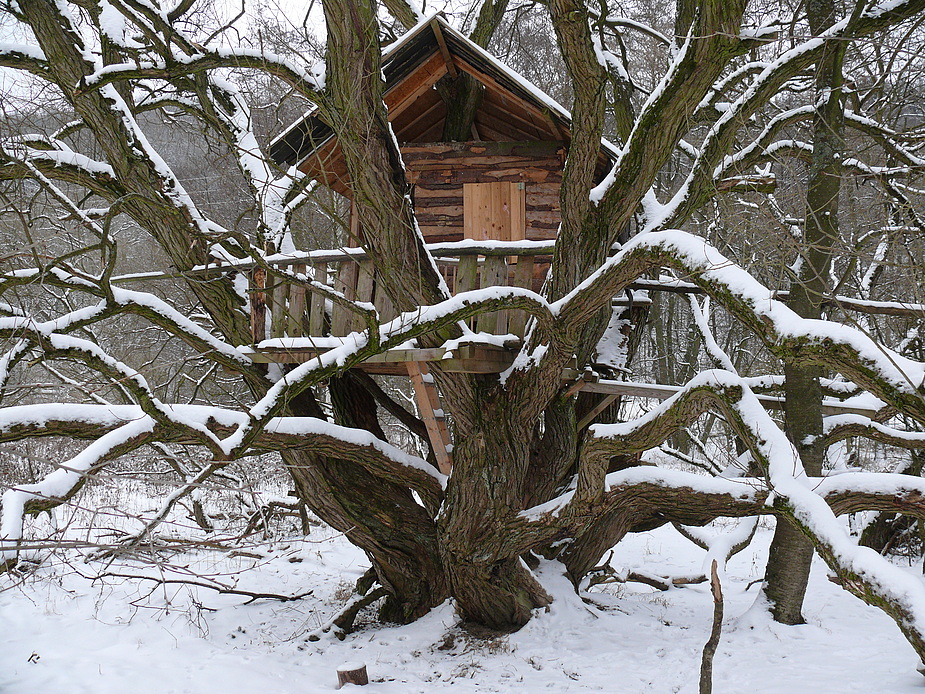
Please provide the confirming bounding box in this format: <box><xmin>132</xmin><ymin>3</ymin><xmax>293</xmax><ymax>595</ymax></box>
<box><xmin>402</xmin><ymin>141</ymin><xmax>564</xmax><ymax>243</ymax></box>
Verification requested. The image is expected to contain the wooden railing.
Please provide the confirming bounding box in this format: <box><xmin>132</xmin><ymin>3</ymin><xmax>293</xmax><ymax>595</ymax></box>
<box><xmin>248</xmin><ymin>242</ymin><xmax>554</xmax><ymax>345</ymax></box>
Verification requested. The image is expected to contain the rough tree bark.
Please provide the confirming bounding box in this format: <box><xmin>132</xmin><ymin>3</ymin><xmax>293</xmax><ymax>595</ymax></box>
<box><xmin>763</xmin><ymin>0</ymin><xmax>850</xmax><ymax>625</ymax></box>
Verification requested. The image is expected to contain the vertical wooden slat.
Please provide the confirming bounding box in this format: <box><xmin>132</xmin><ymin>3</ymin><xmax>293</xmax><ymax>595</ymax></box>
<box><xmin>354</xmin><ymin>260</ymin><xmax>376</xmax><ymax>331</ymax></box>
<box><xmin>479</xmin><ymin>255</ymin><xmax>508</xmax><ymax>334</ymax></box>
<box><xmin>288</xmin><ymin>264</ymin><xmax>306</xmax><ymax>337</ymax></box>
<box><xmin>455</xmin><ymin>254</ymin><xmax>479</xmax><ymax>329</ymax></box>
<box><xmin>456</xmin><ymin>255</ymin><xmax>478</xmax><ymax>294</ymax></box>
<box><xmin>374</xmin><ymin>276</ymin><xmax>397</xmax><ymax>322</ymax></box>
<box><xmin>508</xmin><ymin>182</ymin><xmax>526</xmax><ymax>242</ymax></box>
<box><xmin>250</xmin><ymin>267</ymin><xmax>266</xmax><ymax>344</ymax></box>
<box><xmin>309</xmin><ymin>261</ymin><xmax>327</xmax><ymax>336</ymax></box>
<box><xmin>407</xmin><ymin>361</ymin><xmax>452</xmax><ymax>475</ymax></box>
<box><xmin>463</xmin><ymin>183</ymin><xmax>478</xmax><ymax>240</ymax></box>
<box><xmin>331</xmin><ymin>261</ymin><xmax>358</xmax><ymax>336</ymax></box>
<box><xmin>508</xmin><ymin>254</ymin><xmax>534</xmax><ymax>337</ymax></box>
<box><xmin>270</xmin><ymin>277</ymin><xmax>289</xmax><ymax>338</ymax></box>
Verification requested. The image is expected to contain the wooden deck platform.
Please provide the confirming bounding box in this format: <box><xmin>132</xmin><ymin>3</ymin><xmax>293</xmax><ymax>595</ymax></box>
<box><xmin>243</xmin><ymin>340</ymin><xmax>519</xmax><ymax>375</ymax></box>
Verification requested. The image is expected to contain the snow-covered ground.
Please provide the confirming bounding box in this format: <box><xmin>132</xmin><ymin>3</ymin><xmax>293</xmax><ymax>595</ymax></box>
<box><xmin>2</xmin><ymin>496</ymin><xmax>923</xmax><ymax>693</ymax></box>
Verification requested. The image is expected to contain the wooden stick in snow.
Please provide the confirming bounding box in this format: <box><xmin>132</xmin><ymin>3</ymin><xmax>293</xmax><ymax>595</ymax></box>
<box><xmin>699</xmin><ymin>560</ymin><xmax>724</xmax><ymax>694</ymax></box>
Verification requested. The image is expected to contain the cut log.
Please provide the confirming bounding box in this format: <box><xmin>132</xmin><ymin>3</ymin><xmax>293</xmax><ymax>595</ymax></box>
<box><xmin>336</xmin><ymin>662</ymin><xmax>368</xmax><ymax>688</ymax></box>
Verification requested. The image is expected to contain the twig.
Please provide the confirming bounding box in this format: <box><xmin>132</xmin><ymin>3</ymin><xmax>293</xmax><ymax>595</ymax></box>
<box><xmin>699</xmin><ymin>560</ymin><xmax>724</xmax><ymax>694</ymax></box>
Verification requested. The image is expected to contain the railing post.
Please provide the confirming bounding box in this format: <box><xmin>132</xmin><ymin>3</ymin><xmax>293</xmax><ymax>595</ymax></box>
<box><xmin>309</xmin><ymin>261</ymin><xmax>327</xmax><ymax>336</ymax></box>
<box><xmin>270</xmin><ymin>274</ymin><xmax>289</xmax><ymax>339</ymax></box>
<box><xmin>250</xmin><ymin>267</ymin><xmax>266</xmax><ymax>344</ymax></box>
<box><xmin>508</xmin><ymin>255</ymin><xmax>534</xmax><ymax>337</ymax></box>
<box><xmin>331</xmin><ymin>261</ymin><xmax>359</xmax><ymax>336</ymax></box>
<box><xmin>288</xmin><ymin>264</ymin><xmax>306</xmax><ymax>337</ymax></box>
<box><xmin>479</xmin><ymin>255</ymin><xmax>508</xmax><ymax>334</ymax></box>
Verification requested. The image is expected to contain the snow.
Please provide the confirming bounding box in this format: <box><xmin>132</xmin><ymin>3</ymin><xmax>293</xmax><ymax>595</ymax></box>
<box><xmin>0</xmin><ymin>41</ymin><xmax>46</xmax><ymax>61</ymax></box>
<box><xmin>3</xmin><ymin>513</ymin><xmax>924</xmax><ymax>693</ymax></box>
<box><xmin>593</xmin><ymin>307</ymin><xmax>630</xmax><ymax>370</ymax></box>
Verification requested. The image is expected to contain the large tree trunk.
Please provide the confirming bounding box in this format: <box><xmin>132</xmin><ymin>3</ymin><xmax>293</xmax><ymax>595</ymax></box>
<box><xmin>286</xmin><ymin>383</ymin><xmax>449</xmax><ymax>622</ymax></box>
<box><xmin>437</xmin><ymin>396</ymin><xmax>553</xmax><ymax>628</ymax></box>
<box><xmin>762</xmin><ymin>0</ymin><xmax>847</xmax><ymax>625</ymax></box>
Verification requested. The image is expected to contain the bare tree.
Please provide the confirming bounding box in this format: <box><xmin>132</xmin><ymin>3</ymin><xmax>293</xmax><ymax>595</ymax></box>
<box><xmin>3</xmin><ymin>0</ymin><xmax>925</xmax><ymax>672</ymax></box>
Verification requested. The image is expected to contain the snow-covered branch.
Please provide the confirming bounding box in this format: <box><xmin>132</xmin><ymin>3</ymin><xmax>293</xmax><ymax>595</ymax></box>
<box><xmin>554</xmin><ymin>231</ymin><xmax>925</xmax><ymax>424</ymax></box>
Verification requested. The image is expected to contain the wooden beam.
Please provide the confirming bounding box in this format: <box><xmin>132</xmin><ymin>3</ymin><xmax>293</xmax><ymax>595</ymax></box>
<box><xmin>577</xmin><ymin>393</ymin><xmax>620</xmax><ymax>430</ymax></box>
<box><xmin>454</xmin><ymin>56</ymin><xmax>562</xmax><ymax>139</ymax></box>
<box><xmin>384</xmin><ymin>52</ymin><xmax>448</xmax><ymax>120</ymax></box>
<box><xmin>431</xmin><ymin>18</ymin><xmax>458</xmax><ymax>78</ymax></box>
<box><xmin>573</xmin><ymin>378</ymin><xmax>886</xmax><ymax>417</ymax></box>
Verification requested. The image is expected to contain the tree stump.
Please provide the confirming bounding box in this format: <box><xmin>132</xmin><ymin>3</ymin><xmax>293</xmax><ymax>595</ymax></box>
<box><xmin>336</xmin><ymin>662</ymin><xmax>368</xmax><ymax>688</ymax></box>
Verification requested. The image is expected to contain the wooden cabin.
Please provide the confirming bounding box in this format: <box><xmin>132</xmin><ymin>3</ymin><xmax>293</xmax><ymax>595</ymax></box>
<box><xmin>251</xmin><ymin>16</ymin><xmax>618</xmax><ymax>469</ymax></box>
<box><xmin>270</xmin><ymin>15</ymin><xmax>616</xmax><ymax>247</ymax></box>
<box><xmin>257</xmin><ymin>13</ymin><xmax>616</xmax><ymax>357</ymax></box>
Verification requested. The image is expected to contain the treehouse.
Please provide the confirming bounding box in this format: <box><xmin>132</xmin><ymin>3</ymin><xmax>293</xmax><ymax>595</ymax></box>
<box><xmin>258</xmin><ymin>14</ymin><xmax>616</xmax><ymax>357</ymax></box>
<box><xmin>249</xmin><ymin>15</ymin><xmax>618</xmax><ymax>471</ymax></box>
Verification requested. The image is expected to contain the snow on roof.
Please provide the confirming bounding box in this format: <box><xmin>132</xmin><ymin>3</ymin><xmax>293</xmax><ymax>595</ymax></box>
<box><xmin>269</xmin><ymin>13</ymin><xmax>619</xmax><ymax>169</ymax></box>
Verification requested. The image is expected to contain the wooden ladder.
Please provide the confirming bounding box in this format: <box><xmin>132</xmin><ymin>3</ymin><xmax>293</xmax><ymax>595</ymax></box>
<box><xmin>407</xmin><ymin>362</ymin><xmax>453</xmax><ymax>475</ymax></box>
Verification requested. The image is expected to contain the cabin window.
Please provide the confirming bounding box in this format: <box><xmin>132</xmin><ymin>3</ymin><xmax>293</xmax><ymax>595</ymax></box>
<box><xmin>462</xmin><ymin>182</ymin><xmax>526</xmax><ymax>242</ymax></box>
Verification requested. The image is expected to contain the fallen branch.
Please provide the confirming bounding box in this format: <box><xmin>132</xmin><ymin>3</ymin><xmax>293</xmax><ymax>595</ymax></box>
<box><xmin>89</xmin><ymin>571</ymin><xmax>314</xmax><ymax>604</ymax></box>
<box><xmin>306</xmin><ymin>586</ymin><xmax>390</xmax><ymax>641</ymax></box>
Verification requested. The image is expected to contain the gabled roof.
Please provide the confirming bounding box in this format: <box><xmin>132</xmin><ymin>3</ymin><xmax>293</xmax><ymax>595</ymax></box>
<box><xmin>269</xmin><ymin>14</ymin><xmax>617</xmax><ymax>194</ymax></box>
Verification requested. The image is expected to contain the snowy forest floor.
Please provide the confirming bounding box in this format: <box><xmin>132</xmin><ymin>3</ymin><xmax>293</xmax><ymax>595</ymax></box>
<box><xmin>1</xmin><ymin>481</ymin><xmax>924</xmax><ymax>693</ymax></box>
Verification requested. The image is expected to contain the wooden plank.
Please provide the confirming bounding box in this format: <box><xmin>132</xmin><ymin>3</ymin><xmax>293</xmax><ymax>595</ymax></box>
<box><xmin>407</xmin><ymin>361</ymin><xmax>453</xmax><ymax>475</ymax></box>
<box><xmin>431</xmin><ymin>18</ymin><xmax>458</xmax><ymax>78</ymax></box>
<box><xmin>270</xmin><ymin>279</ymin><xmax>289</xmax><ymax>338</ymax></box>
<box><xmin>479</xmin><ymin>93</ymin><xmax>555</xmax><ymax>141</ymax></box>
<box><xmin>250</xmin><ymin>267</ymin><xmax>266</xmax><ymax>344</ymax></box>
<box><xmin>473</xmin><ymin>107</ymin><xmax>546</xmax><ymax>143</ymax></box>
<box><xmin>393</xmin><ymin>97</ymin><xmax>446</xmax><ymax>143</ymax></box>
<box><xmin>384</xmin><ymin>52</ymin><xmax>448</xmax><ymax>120</ymax></box>
<box><xmin>577</xmin><ymin>394</ymin><xmax>620</xmax><ymax>430</ymax></box>
<box><xmin>509</xmin><ymin>182</ymin><xmax>526</xmax><ymax>242</ymax></box>
<box><xmin>434</xmin><ymin>356</ymin><xmax>514</xmax><ymax>373</ymax></box>
<box><xmin>400</xmin><ymin>141</ymin><xmax>565</xmax><ymax>159</ymax></box>
<box><xmin>331</xmin><ymin>262</ymin><xmax>358</xmax><ymax>336</ymax></box>
<box><xmin>309</xmin><ymin>262</ymin><xmax>327</xmax><ymax>336</ymax></box>
<box><xmin>373</xmin><ymin>274</ymin><xmax>397</xmax><ymax>322</ymax></box>
<box><xmin>249</xmin><ymin>345</ymin><xmax>449</xmax><ymax>364</ymax></box>
<box><xmin>508</xmin><ymin>254</ymin><xmax>534</xmax><ymax>337</ymax></box>
<box><xmin>456</xmin><ymin>254</ymin><xmax>478</xmax><ymax>297</ymax></box>
<box><xmin>455</xmin><ymin>255</ymin><xmax>478</xmax><ymax>328</ymax></box>
<box><xmin>574</xmin><ymin>379</ymin><xmax>885</xmax><ymax>417</ymax></box>
<box><xmin>288</xmin><ymin>264</ymin><xmax>306</xmax><ymax>337</ymax></box>
<box><xmin>354</xmin><ymin>260</ymin><xmax>376</xmax><ymax>331</ymax></box>
<box><xmin>478</xmin><ymin>254</ymin><xmax>508</xmax><ymax>334</ymax></box>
